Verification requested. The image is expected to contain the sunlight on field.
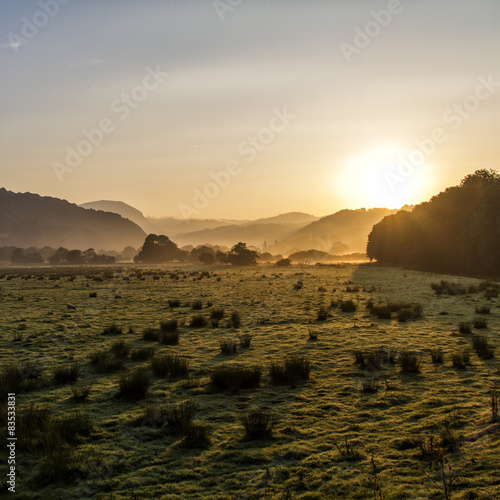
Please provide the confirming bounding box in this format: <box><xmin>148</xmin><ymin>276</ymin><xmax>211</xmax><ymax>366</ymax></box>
<box><xmin>0</xmin><ymin>264</ymin><xmax>499</xmax><ymax>499</ymax></box>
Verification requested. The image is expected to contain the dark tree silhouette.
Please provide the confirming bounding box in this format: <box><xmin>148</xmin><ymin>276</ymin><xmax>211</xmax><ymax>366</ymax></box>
<box><xmin>227</xmin><ymin>242</ymin><xmax>259</xmax><ymax>266</ymax></box>
<box><xmin>134</xmin><ymin>234</ymin><xmax>188</xmax><ymax>263</ymax></box>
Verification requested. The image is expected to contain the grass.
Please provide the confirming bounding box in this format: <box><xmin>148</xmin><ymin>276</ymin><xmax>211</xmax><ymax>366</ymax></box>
<box><xmin>316</xmin><ymin>307</ymin><xmax>328</xmax><ymax>321</ymax></box>
<box><xmin>192</xmin><ymin>300</ymin><xmax>203</xmax><ymax>310</ymax></box>
<box><xmin>89</xmin><ymin>349</ymin><xmax>126</xmax><ymax>372</ymax></box>
<box><xmin>151</xmin><ymin>354</ymin><xmax>189</xmax><ymax>378</ymax></box>
<box><xmin>109</xmin><ymin>340</ymin><xmax>130</xmax><ymax>358</ymax></box>
<box><xmin>160</xmin><ymin>319</ymin><xmax>178</xmax><ymax>332</ymax></box>
<box><xmin>361</xmin><ymin>379</ymin><xmax>378</xmax><ymax>393</ymax></box>
<box><xmin>118</xmin><ymin>368</ymin><xmax>150</xmax><ymax>400</ymax></box>
<box><xmin>339</xmin><ymin>299</ymin><xmax>357</xmax><ymax>312</ymax></box>
<box><xmin>101</xmin><ymin>322</ymin><xmax>123</xmax><ymax>335</ymax></box>
<box><xmin>130</xmin><ymin>347</ymin><xmax>156</xmax><ymax>361</ymax></box>
<box><xmin>473</xmin><ymin>317</ymin><xmax>488</xmax><ymax>329</ymax></box>
<box><xmin>372</xmin><ymin>305</ymin><xmax>392</xmax><ymax>319</ymax></box>
<box><xmin>210</xmin><ymin>364</ymin><xmax>261</xmax><ymax>391</ymax></box>
<box><xmin>458</xmin><ymin>322</ymin><xmax>472</xmax><ymax>334</ymax></box>
<box><xmin>160</xmin><ymin>330</ymin><xmax>179</xmax><ymax>345</ymax></box>
<box><xmin>239</xmin><ymin>334</ymin><xmax>252</xmax><ymax>347</ymax></box>
<box><xmin>472</xmin><ymin>334</ymin><xmax>495</xmax><ymax>359</ymax></box>
<box><xmin>211</xmin><ymin>309</ymin><xmax>225</xmax><ymax>320</ymax></box>
<box><xmin>452</xmin><ymin>350</ymin><xmax>470</xmax><ymax>369</ymax></box>
<box><xmin>220</xmin><ymin>338</ymin><xmax>238</xmax><ymax>354</ymax></box>
<box><xmin>70</xmin><ymin>384</ymin><xmax>92</xmax><ymax>401</ymax></box>
<box><xmin>52</xmin><ymin>362</ymin><xmax>80</xmax><ymax>384</ymax></box>
<box><xmin>270</xmin><ymin>355</ymin><xmax>310</xmax><ymax>384</ymax></box>
<box><xmin>165</xmin><ymin>400</ymin><xmax>197</xmax><ymax>431</ymax></box>
<box><xmin>142</xmin><ymin>327</ymin><xmax>159</xmax><ymax>341</ymax></box>
<box><xmin>239</xmin><ymin>408</ymin><xmax>275</xmax><ymax>439</ymax></box>
<box><xmin>398</xmin><ymin>351</ymin><xmax>421</xmax><ymax>374</ymax></box>
<box><xmin>475</xmin><ymin>305</ymin><xmax>491</xmax><ymax>314</ymax></box>
<box><xmin>430</xmin><ymin>349</ymin><xmax>444</xmax><ymax>364</ymax></box>
<box><xmin>230</xmin><ymin>312</ymin><xmax>241</xmax><ymax>328</ymax></box>
<box><xmin>189</xmin><ymin>315</ymin><xmax>207</xmax><ymax>328</ymax></box>
<box><xmin>168</xmin><ymin>299</ymin><xmax>181</xmax><ymax>308</ymax></box>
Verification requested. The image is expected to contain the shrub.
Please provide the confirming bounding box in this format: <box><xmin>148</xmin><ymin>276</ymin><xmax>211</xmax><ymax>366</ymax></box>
<box><xmin>240</xmin><ymin>408</ymin><xmax>275</xmax><ymax>439</ymax></box>
<box><xmin>239</xmin><ymin>334</ymin><xmax>252</xmax><ymax>347</ymax></box>
<box><xmin>192</xmin><ymin>300</ymin><xmax>203</xmax><ymax>310</ymax></box>
<box><xmin>168</xmin><ymin>299</ymin><xmax>181</xmax><ymax>308</ymax></box>
<box><xmin>230</xmin><ymin>312</ymin><xmax>241</xmax><ymax>329</ymax></box>
<box><xmin>102</xmin><ymin>323</ymin><xmax>123</xmax><ymax>335</ymax></box>
<box><xmin>151</xmin><ymin>355</ymin><xmax>189</xmax><ymax>378</ymax></box>
<box><xmin>430</xmin><ymin>349</ymin><xmax>444</xmax><ymax>364</ymax></box>
<box><xmin>160</xmin><ymin>330</ymin><xmax>179</xmax><ymax>345</ymax></box>
<box><xmin>52</xmin><ymin>362</ymin><xmax>80</xmax><ymax>384</ymax></box>
<box><xmin>270</xmin><ymin>355</ymin><xmax>310</xmax><ymax>384</ymax></box>
<box><xmin>210</xmin><ymin>364</ymin><xmax>261</xmax><ymax>391</ymax></box>
<box><xmin>317</xmin><ymin>307</ymin><xmax>328</xmax><ymax>320</ymax></box>
<box><xmin>110</xmin><ymin>340</ymin><xmax>130</xmax><ymax>359</ymax></box>
<box><xmin>472</xmin><ymin>334</ymin><xmax>495</xmax><ymax>359</ymax></box>
<box><xmin>118</xmin><ymin>368</ymin><xmax>150</xmax><ymax>399</ymax></box>
<box><xmin>220</xmin><ymin>339</ymin><xmax>238</xmax><ymax>354</ymax></box>
<box><xmin>189</xmin><ymin>315</ymin><xmax>207</xmax><ymax>328</ymax></box>
<box><xmin>130</xmin><ymin>347</ymin><xmax>156</xmax><ymax>361</ymax></box>
<box><xmin>71</xmin><ymin>384</ymin><xmax>92</xmax><ymax>402</ymax></box>
<box><xmin>473</xmin><ymin>317</ymin><xmax>488</xmax><ymax>329</ymax></box>
<box><xmin>142</xmin><ymin>328</ymin><xmax>159</xmax><ymax>342</ymax></box>
<box><xmin>160</xmin><ymin>319</ymin><xmax>178</xmax><ymax>332</ymax></box>
<box><xmin>475</xmin><ymin>305</ymin><xmax>491</xmax><ymax>314</ymax></box>
<box><xmin>339</xmin><ymin>300</ymin><xmax>357</xmax><ymax>313</ymax></box>
<box><xmin>452</xmin><ymin>350</ymin><xmax>470</xmax><ymax>369</ymax></box>
<box><xmin>211</xmin><ymin>309</ymin><xmax>225</xmax><ymax>320</ymax></box>
<box><xmin>459</xmin><ymin>322</ymin><xmax>472</xmax><ymax>334</ymax></box>
<box><xmin>398</xmin><ymin>351</ymin><xmax>421</xmax><ymax>374</ymax></box>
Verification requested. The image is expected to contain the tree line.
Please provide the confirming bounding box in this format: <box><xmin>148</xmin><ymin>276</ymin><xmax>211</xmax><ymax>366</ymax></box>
<box><xmin>367</xmin><ymin>169</ymin><xmax>500</xmax><ymax>275</ymax></box>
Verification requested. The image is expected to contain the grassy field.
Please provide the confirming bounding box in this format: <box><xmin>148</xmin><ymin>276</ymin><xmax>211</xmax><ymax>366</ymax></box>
<box><xmin>0</xmin><ymin>263</ymin><xmax>499</xmax><ymax>499</ymax></box>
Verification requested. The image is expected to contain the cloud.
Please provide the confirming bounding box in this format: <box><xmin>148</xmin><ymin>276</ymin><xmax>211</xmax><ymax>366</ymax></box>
<box><xmin>1</xmin><ymin>40</ymin><xmax>26</xmax><ymax>51</ymax></box>
<box><xmin>68</xmin><ymin>58</ymin><xmax>106</xmax><ymax>69</ymax></box>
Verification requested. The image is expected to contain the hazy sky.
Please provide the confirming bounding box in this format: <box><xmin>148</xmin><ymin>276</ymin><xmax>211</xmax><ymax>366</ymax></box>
<box><xmin>1</xmin><ymin>0</ymin><xmax>499</xmax><ymax>219</ymax></box>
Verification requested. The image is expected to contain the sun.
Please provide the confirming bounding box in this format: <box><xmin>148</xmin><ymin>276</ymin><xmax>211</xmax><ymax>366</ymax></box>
<box><xmin>337</xmin><ymin>147</ymin><xmax>435</xmax><ymax>208</ymax></box>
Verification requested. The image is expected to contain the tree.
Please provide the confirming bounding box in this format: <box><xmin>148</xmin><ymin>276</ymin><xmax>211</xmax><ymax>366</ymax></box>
<box><xmin>199</xmin><ymin>252</ymin><xmax>215</xmax><ymax>265</ymax></box>
<box><xmin>275</xmin><ymin>258</ymin><xmax>292</xmax><ymax>267</ymax></box>
<box><xmin>49</xmin><ymin>247</ymin><xmax>69</xmax><ymax>265</ymax></box>
<box><xmin>134</xmin><ymin>234</ymin><xmax>188</xmax><ymax>263</ymax></box>
<box><xmin>227</xmin><ymin>242</ymin><xmax>259</xmax><ymax>266</ymax></box>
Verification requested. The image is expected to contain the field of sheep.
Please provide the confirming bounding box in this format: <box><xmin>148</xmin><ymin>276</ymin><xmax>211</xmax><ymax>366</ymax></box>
<box><xmin>1</xmin><ymin>263</ymin><xmax>499</xmax><ymax>499</ymax></box>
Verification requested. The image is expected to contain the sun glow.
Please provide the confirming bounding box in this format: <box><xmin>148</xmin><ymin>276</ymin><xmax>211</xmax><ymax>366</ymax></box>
<box><xmin>337</xmin><ymin>147</ymin><xmax>435</xmax><ymax>208</ymax></box>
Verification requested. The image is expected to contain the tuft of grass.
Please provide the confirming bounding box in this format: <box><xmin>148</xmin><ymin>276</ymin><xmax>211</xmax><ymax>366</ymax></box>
<box><xmin>118</xmin><ymin>368</ymin><xmax>150</xmax><ymax>400</ymax></box>
<box><xmin>398</xmin><ymin>351</ymin><xmax>421</xmax><ymax>374</ymax></box>
<box><xmin>52</xmin><ymin>362</ymin><xmax>80</xmax><ymax>384</ymax></box>
<box><xmin>336</xmin><ymin>437</ymin><xmax>362</xmax><ymax>461</ymax></box>
<box><xmin>458</xmin><ymin>322</ymin><xmax>472</xmax><ymax>334</ymax></box>
<box><xmin>189</xmin><ymin>315</ymin><xmax>207</xmax><ymax>328</ymax></box>
<box><xmin>239</xmin><ymin>408</ymin><xmax>275</xmax><ymax>439</ymax></box>
<box><xmin>339</xmin><ymin>300</ymin><xmax>357</xmax><ymax>313</ymax></box>
<box><xmin>130</xmin><ymin>347</ymin><xmax>156</xmax><ymax>361</ymax></box>
<box><xmin>361</xmin><ymin>379</ymin><xmax>378</xmax><ymax>393</ymax></box>
<box><xmin>239</xmin><ymin>334</ymin><xmax>252</xmax><ymax>347</ymax></box>
<box><xmin>317</xmin><ymin>307</ymin><xmax>328</xmax><ymax>321</ymax></box>
<box><xmin>220</xmin><ymin>339</ymin><xmax>238</xmax><ymax>354</ymax></box>
<box><xmin>452</xmin><ymin>349</ymin><xmax>470</xmax><ymax>369</ymax></box>
<box><xmin>372</xmin><ymin>305</ymin><xmax>392</xmax><ymax>320</ymax></box>
<box><xmin>160</xmin><ymin>319</ymin><xmax>178</xmax><ymax>332</ymax></box>
<box><xmin>475</xmin><ymin>305</ymin><xmax>491</xmax><ymax>315</ymax></box>
<box><xmin>308</xmin><ymin>329</ymin><xmax>318</xmax><ymax>341</ymax></box>
<box><xmin>0</xmin><ymin>364</ymin><xmax>25</xmax><ymax>399</ymax></box>
<box><xmin>70</xmin><ymin>384</ymin><xmax>92</xmax><ymax>402</ymax></box>
<box><xmin>102</xmin><ymin>322</ymin><xmax>123</xmax><ymax>335</ymax></box>
<box><xmin>270</xmin><ymin>355</ymin><xmax>310</xmax><ymax>384</ymax></box>
<box><xmin>168</xmin><ymin>299</ymin><xmax>181</xmax><ymax>308</ymax></box>
<box><xmin>211</xmin><ymin>309</ymin><xmax>225</xmax><ymax>320</ymax></box>
<box><xmin>165</xmin><ymin>401</ymin><xmax>197</xmax><ymax>431</ymax></box>
<box><xmin>191</xmin><ymin>300</ymin><xmax>203</xmax><ymax>310</ymax></box>
<box><xmin>151</xmin><ymin>354</ymin><xmax>189</xmax><ymax>378</ymax></box>
<box><xmin>230</xmin><ymin>312</ymin><xmax>241</xmax><ymax>329</ymax></box>
<box><xmin>142</xmin><ymin>328</ymin><xmax>159</xmax><ymax>342</ymax></box>
<box><xmin>473</xmin><ymin>317</ymin><xmax>488</xmax><ymax>329</ymax></box>
<box><xmin>210</xmin><ymin>364</ymin><xmax>261</xmax><ymax>391</ymax></box>
<box><xmin>110</xmin><ymin>340</ymin><xmax>130</xmax><ymax>359</ymax></box>
<box><xmin>89</xmin><ymin>350</ymin><xmax>126</xmax><ymax>372</ymax></box>
<box><xmin>430</xmin><ymin>349</ymin><xmax>444</xmax><ymax>364</ymax></box>
<box><xmin>182</xmin><ymin>422</ymin><xmax>211</xmax><ymax>448</ymax></box>
<box><xmin>472</xmin><ymin>334</ymin><xmax>495</xmax><ymax>359</ymax></box>
<box><xmin>160</xmin><ymin>330</ymin><xmax>179</xmax><ymax>345</ymax></box>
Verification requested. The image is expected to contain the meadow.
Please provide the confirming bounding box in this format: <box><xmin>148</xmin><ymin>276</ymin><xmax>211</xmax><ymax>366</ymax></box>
<box><xmin>0</xmin><ymin>263</ymin><xmax>499</xmax><ymax>499</ymax></box>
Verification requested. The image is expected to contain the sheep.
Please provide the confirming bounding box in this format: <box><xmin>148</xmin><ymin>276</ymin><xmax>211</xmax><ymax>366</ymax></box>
<box><xmin>115</xmin><ymin>294</ymin><xmax>123</xmax><ymax>299</ymax></box>
<box><xmin>67</xmin><ymin>304</ymin><xmax>76</xmax><ymax>310</ymax></box>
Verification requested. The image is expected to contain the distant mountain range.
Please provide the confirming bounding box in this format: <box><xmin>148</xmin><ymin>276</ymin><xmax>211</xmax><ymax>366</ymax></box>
<box><xmin>0</xmin><ymin>189</ymin><xmax>146</xmax><ymax>251</ymax></box>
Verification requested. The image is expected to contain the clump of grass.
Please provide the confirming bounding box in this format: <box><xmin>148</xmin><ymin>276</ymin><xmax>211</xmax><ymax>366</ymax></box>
<box><xmin>182</xmin><ymin>422</ymin><xmax>211</xmax><ymax>448</ymax></box>
<box><xmin>397</xmin><ymin>309</ymin><xmax>413</xmax><ymax>322</ymax></box>
<box><xmin>473</xmin><ymin>317</ymin><xmax>488</xmax><ymax>329</ymax></box>
<box><xmin>52</xmin><ymin>362</ymin><xmax>80</xmax><ymax>384</ymax></box>
<box><xmin>372</xmin><ymin>305</ymin><xmax>392</xmax><ymax>320</ymax></box>
<box><xmin>430</xmin><ymin>349</ymin><xmax>444</xmax><ymax>364</ymax></box>
<box><xmin>89</xmin><ymin>350</ymin><xmax>126</xmax><ymax>372</ymax></box>
<box><xmin>151</xmin><ymin>354</ymin><xmax>189</xmax><ymax>378</ymax></box>
<box><xmin>354</xmin><ymin>348</ymin><xmax>393</xmax><ymax>370</ymax></box>
<box><xmin>130</xmin><ymin>347</ymin><xmax>156</xmax><ymax>361</ymax></box>
<box><xmin>361</xmin><ymin>379</ymin><xmax>378</xmax><ymax>393</ymax></box>
<box><xmin>110</xmin><ymin>340</ymin><xmax>130</xmax><ymax>359</ymax></box>
<box><xmin>308</xmin><ymin>329</ymin><xmax>318</xmax><ymax>341</ymax></box>
<box><xmin>345</xmin><ymin>285</ymin><xmax>359</xmax><ymax>293</ymax></box>
<box><xmin>160</xmin><ymin>330</ymin><xmax>179</xmax><ymax>345</ymax></box>
<box><xmin>475</xmin><ymin>305</ymin><xmax>491</xmax><ymax>315</ymax></box>
<box><xmin>70</xmin><ymin>384</ymin><xmax>92</xmax><ymax>402</ymax></box>
<box><xmin>339</xmin><ymin>299</ymin><xmax>357</xmax><ymax>313</ymax></box>
<box><xmin>220</xmin><ymin>339</ymin><xmax>238</xmax><ymax>354</ymax></box>
<box><xmin>0</xmin><ymin>364</ymin><xmax>26</xmax><ymax>399</ymax></box>
<box><xmin>239</xmin><ymin>408</ymin><xmax>275</xmax><ymax>439</ymax></box>
<box><xmin>398</xmin><ymin>351</ymin><xmax>421</xmax><ymax>374</ymax></box>
<box><xmin>142</xmin><ymin>328</ymin><xmax>159</xmax><ymax>342</ymax></box>
<box><xmin>118</xmin><ymin>368</ymin><xmax>150</xmax><ymax>400</ymax></box>
<box><xmin>230</xmin><ymin>312</ymin><xmax>241</xmax><ymax>329</ymax></box>
<box><xmin>211</xmin><ymin>319</ymin><xmax>219</xmax><ymax>328</ymax></box>
<box><xmin>191</xmin><ymin>300</ymin><xmax>203</xmax><ymax>310</ymax></box>
<box><xmin>270</xmin><ymin>355</ymin><xmax>310</xmax><ymax>384</ymax></box>
<box><xmin>211</xmin><ymin>309</ymin><xmax>225</xmax><ymax>320</ymax></box>
<box><xmin>165</xmin><ymin>401</ymin><xmax>197</xmax><ymax>431</ymax></box>
<box><xmin>189</xmin><ymin>315</ymin><xmax>207</xmax><ymax>328</ymax></box>
<box><xmin>239</xmin><ymin>334</ymin><xmax>252</xmax><ymax>347</ymax></box>
<box><xmin>336</xmin><ymin>437</ymin><xmax>362</xmax><ymax>461</ymax></box>
<box><xmin>102</xmin><ymin>323</ymin><xmax>123</xmax><ymax>335</ymax></box>
<box><xmin>316</xmin><ymin>307</ymin><xmax>328</xmax><ymax>321</ymax></box>
<box><xmin>452</xmin><ymin>349</ymin><xmax>470</xmax><ymax>369</ymax></box>
<box><xmin>458</xmin><ymin>322</ymin><xmax>472</xmax><ymax>334</ymax></box>
<box><xmin>89</xmin><ymin>292</ymin><xmax>97</xmax><ymax>298</ymax></box>
<box><xmin>472</xmin><ymin>334</ymin><xmax>495</xmax><ymax>359</ymax></box>
<box><xmin>160</xmin><ymin>319</ymin><xmax>178</xmax><ymax>332</ymax></box>
<box><xmin>210</xmin><ymin>364</ymin><xmax>261</xmax><ymax>391</ymax></box>
<box><xmin>168</xmin><ymin>299</ymin><xmax>181</xmax><ymax>308</ymax></box>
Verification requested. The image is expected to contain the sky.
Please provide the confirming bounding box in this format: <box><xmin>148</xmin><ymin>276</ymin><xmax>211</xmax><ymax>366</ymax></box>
<box><xmin>1</xmin><ymin>0</ymin><xmax>499</xmax><ymax>220</ymax></box>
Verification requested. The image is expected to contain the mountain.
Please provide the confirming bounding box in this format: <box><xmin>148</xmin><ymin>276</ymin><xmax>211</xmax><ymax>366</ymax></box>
<box><xmin>267</xmin><ymin>208</ymin><xmax>402</xmax><ymax>256</ymax></box>
<box><xmin>0</xmin><ymin>188</ymin><xmax>146</xmax><ymax>251</ymax></box>
<box><xmin>79</xmin><ymin>200</ymin><xmax>150</xmax><ymax>229</ymax></box>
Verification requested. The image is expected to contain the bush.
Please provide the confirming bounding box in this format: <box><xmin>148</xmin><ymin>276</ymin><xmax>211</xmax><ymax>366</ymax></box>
<box><xmin>130</xmin><ymin>347</ymin><xmax>156</xmax><ymax>361</ymax></box>
<box><xmin>151</xmin><ymin>355</ymin><xmax>189</xmax><ymax>378</ymax></box>
<box><xmin>210</xmin><ymin>364</ymin><xmax>261</xmax><ymax>391</ymax></box>
<box><xmin>317</xmin><ymin>307</ymin><xmax>328</xmax><ymax>321</ymax></box>
<box><xmin>459</xmin><ymin>322</ymin><xmax>472</xmax><ymax>334</ymax></box>
<box><xmin>118</xmin><ymin>368</ymin><xmax>150</xmax><ymax>399</ymax></box>
<box><xmin>102</xmin><ymin>323</ymin><xmax>123</xmax><ymax>335</ymax></box>
<box><xmin>240</xmin><ymin>408</ymin><xmax>275</xmax><ymax>439</ymax></box>
<box><xmin>142</xmin><ymin>328</ymin><xmax>159</xmax><ymax>342</ymax></box>
<box><xmin>52</xmin><ymin>362</ymin><xmax>80</xmax><ymax>384</ymax></box>
<box><xmin>189</xmin><ymin>315</ymin><xmax>207</xmax><ymax>328</ymax></box>
<box><xmin>430</xmin><ymin>349</ymin><xmax>444</xmax><ymax>364</ymax></box>
<box><xmin>270</xmin><ymin>355</ymin><xmax>310</xmax><ymax>384</ymax></box>
<box><xmin>160</xmin><ymin>319</ymin><xmax>178</xmax><ymax>332</ymax></box>
<box><xmin>398</xmin><ymin>351</ymin><xmax>421</xmax><ymax>374</ymax></box>
<box><xmin>230</xmin><ymin>312</ymin><xmax>241</xmax><ymax>329</ymax></box>
<box><xmin>211</xmin><ymin>309</ymin><xmax>225</xmax><ymax>320</ymax></box>
<box><xmin>160</xmin><ymin>330</ymin><xmax>179</xmax><ymax>345</ymax></box>
<box><xmin>472</xmin><ymin>334</ymin><xmax>495</xmax><ymax>359</ymax></box>
<box><xmin>220</xmin><ymin>339</ymin><xmax>238</xmax><ymax>354</ymax></box>
<box><xmin>339</xmin><ymin>300</ymin><xmax>357</xmax><ymax>313</ymax></box>
<box><xmin>473</xmin><ymin>317</ymin><xmax>488</xmax><ymax>329</ymax></box>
